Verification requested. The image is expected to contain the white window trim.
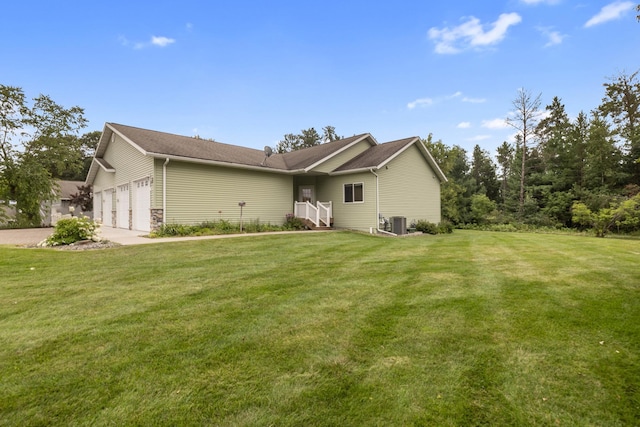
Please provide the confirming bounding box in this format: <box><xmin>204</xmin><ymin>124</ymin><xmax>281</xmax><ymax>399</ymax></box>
<box><xmin>343</xmin><ymin>182</ymin><xmax>364</xmax><ymax>204</ymax></box>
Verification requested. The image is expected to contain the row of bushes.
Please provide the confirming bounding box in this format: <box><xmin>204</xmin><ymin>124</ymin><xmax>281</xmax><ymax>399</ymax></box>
<box><xmin>412</xmin><ymin>220</ymin><xmax>454</xmax><ymax>235</ymax></box>
<box><xmin>39</xmin><ymin>216</ymin><xmax>456</xmax><ymax>247</ymax></box>
<box><xmin>150</xmin><ymin>217</ymin><xmax>306</xmax><ymax>238</ymax></box>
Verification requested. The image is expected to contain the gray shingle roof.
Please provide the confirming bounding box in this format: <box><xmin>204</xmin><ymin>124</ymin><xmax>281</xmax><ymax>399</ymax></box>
<box><xmin>280</xmin><ymin>133</ymin><xmax>372</xmax><ymax>170</ymax></box>
<box><xmin>108</xmin><ymin>123</ymin><xmax>289</xmax><ymax>170</ymax></box>
<box><xmin>56</xmin><ymin>180</ymin><xmax>85</xmax><ymax>199</ymax></box>
<box><xmin>333</xmin><ymin>137</ymin><xmax>417</xmax><ymax>172</ymax></box>
<box><xmin>86</xmin><ymin>123</ymin><xmax>446</xmax><ymax>184</ymax></box>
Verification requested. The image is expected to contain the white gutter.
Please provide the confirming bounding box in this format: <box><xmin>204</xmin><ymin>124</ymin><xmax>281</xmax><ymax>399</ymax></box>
<box><xmin>163</xmin><ymin>158</ymin><xmax>169</xmax><ymax>224</ymax></box>
<box><xmin>147</xmin><ymin>152</ymin><xmax>303</xmax><ymax>175</ymax></box>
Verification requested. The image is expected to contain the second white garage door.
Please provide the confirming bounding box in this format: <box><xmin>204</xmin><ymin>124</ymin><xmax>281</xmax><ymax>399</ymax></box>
<box><xmin>116</xmin><ymin>184</ymin><xmax>130</xmax><ymax>229</ymax></box>
<box><xmin>133</xmin><ymin>178</ymin><xmax>151</xmax><ymax>232</ymax></box>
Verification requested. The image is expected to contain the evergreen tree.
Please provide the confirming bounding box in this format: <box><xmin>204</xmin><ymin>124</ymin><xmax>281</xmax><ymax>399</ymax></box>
<box><xmin>585</xmin><ymin>112</ymin><xmax>624</xmax><ymax>189</ymax></box>
<box><xmin>495</xmin><ymin>141</ymin><xmax>514</xmax><ymax>207</ymax></box>
<box><xmin>470</xmin><ymin>145</ymin><xmax>500</xmax><ymax>201</ymax></box>
<box><xmin>536</xmin><ymin>96</ymin><xmax>572</xmax><ymax>190</ymax></box>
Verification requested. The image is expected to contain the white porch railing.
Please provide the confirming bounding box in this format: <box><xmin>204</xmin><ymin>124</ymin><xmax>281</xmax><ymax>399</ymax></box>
<box><xmin>294</xmin><ymin>201</ymin><xmax>332</xmax><ymax>227</ymax></box>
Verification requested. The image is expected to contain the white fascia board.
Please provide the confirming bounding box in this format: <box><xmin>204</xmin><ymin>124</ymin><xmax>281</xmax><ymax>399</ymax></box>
<box><xmin>417</xmin><ymin>142</ymin><xmax>448</xmax><ymax>182</ymax></box>
<box><xmin>94</xmin><ymin>123</ymin><xmax>112</xmax><ymax>158</ymax></box>
<box><xmin>105</xmin><ymin>123</ymin><xmax>147</xmax><ymax>156</ymax></box>
<box><xmin>376</xmin><ymin>137</ymin><xmax>420</xmax><ymax>170</ymax></box>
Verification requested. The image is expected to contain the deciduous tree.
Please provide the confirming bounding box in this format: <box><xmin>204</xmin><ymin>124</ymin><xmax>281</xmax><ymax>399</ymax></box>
<box><xmin>598</xmin><ymin>70</ymin><xmax>640</xmax><ymax>184</ymax></box>
<box><xmin>507</xmin><ymin>88</ymin><xmax>542</xmax><ymax>218</ymax></box>
<box><xmin>0</xmin><ymin>85</ymin><xmax>86</xmax><ymax>226</ymax></box>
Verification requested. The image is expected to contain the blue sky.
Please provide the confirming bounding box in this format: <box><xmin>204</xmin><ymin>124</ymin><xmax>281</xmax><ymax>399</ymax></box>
<box><xmin>2</xmin><ymin>1</ymin><xmax>638</xmax><ymax>154</ymax></box>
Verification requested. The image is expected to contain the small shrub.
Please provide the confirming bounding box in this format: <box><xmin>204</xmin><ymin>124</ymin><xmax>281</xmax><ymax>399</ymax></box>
<box><xmin>437</xmin><ymin>220</ymin><xmax>454</xmax><ymax>234</ymax></box>
<box><xmin>151</xmin><ymin>223</ymin><xmax>199</xmax><ymax>237</ymax></box>
<box><xmin>43</xmin><ymin>216</ymin><xmax>101</xmax><ymax>246</ymax></box>
<box><xmin>415</xmin><ymin>220</ymin><xmax>438</xmax><ymax>235</ymax></box>
<box><xmin>283</xmin><ymin>214</ymin><xmax>306</xmax><ymax>230</ymax></box>
<box><xmin>216</xmin><ymin>219</ymin><xmax>238</xmax><ymax>233</ymax></box>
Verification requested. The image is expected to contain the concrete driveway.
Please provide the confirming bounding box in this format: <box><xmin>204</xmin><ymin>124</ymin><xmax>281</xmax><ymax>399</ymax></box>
<box><xmin>0</xmin><ymin>226</ymin><xmax>328</xmax><ymax>247</ymax></box>
<box><xmin>0</xmin><ymin>228</ymin><xmax>53</xmax><ymax>246</ymax></box>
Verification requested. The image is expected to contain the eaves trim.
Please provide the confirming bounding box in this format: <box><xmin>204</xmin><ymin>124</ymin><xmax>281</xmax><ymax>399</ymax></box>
<box><xmin>147</xmin><ymin>152</ymin><xmax>304</xmax><ymax>175</ymax></box>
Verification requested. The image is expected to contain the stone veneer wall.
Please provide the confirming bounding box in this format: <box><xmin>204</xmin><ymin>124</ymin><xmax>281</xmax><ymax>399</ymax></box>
<box><xmin>151</xmin><ymin>209</ymin><xmax>164</xmax><ymax>231</ymax></box>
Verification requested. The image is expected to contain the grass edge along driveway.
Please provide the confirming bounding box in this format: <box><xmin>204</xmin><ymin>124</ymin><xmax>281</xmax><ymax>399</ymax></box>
<box><xmin>1</xmin><ymin>230</ymin><xmax>639</xmax><ymax>426</ymax></box>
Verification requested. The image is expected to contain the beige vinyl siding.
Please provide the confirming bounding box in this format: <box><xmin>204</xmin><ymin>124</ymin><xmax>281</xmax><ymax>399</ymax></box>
<box><xmin>92</xmin><ymin>169</ymin><xmax>114</xmax><ymax>192</ymax></box>
<box><xmin>103</xmin><ymin>135</ymin><xmax>154</xmax><ymax>181</ymax></box>
<box><xmin>378</xmin><ymin>144</ymin><xmax>441</xmax><ymax>224</ymax></box>
<box><xmin>153</xmin><ymin>158</ymin><xmax>166</xmax><ymax>209</ymax></box>
<box><xmin>165</xmin><ymin>161</ymin><xmax>293</xmax><ymax>225</ymax></box>
<box><xmin>102</xmin><ymin>134</ymin><xmax>154</xmax><ymax>201</ymax></box>
<box><xmin>308</xmin><ymin>140</ymin><xmax>372</xmax><ymax>174</ymax></box>
<box><xmin>317</xmin><ymin>172</ymin><xmax>377</xmax><ymax>231</ymax></box>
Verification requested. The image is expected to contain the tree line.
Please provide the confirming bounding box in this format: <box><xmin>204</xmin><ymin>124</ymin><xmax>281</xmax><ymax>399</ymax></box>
<box><xmin>423</xmin><ymin>70</ymin><xmax>640</xmax><ymax>236</ymax></box>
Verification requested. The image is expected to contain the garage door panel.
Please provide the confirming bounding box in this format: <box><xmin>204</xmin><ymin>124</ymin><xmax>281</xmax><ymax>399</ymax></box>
<box><xmin>133</xmin><ymin>178</ymin><xmax>150</xmax><ymax>232</ymax></box>
<box><xmin>102</xmin><ymin>189</ymin><xmax>112</xmax><ymax>227</ymax></box>
<box><xmin>93</xmin><ymin>192</ymin><xmax>102</xmax><ymax>222</ymax></box>
<box><xmin>116</xmin><ymin>184</ymin><xmax>129</xmax><ymax>229</ymax></box>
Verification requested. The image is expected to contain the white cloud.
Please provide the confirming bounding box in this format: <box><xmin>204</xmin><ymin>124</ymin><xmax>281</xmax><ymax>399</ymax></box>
<box><xmin>428</xmin><ymin>13</ymin><xmax>522</xmax><ymax>54</ymax></box>
<box><xmin>584</xmin><ymin>1</ymin><xmax>635</xmax><ymax>27</ymax></box>
<box><xmin>462</xmin><ymin>97</ymin><xmax>487</xmax><ymax>103</ymax></box>
<box><xmin>537</xmin><ymin>27</ymin><xmax>566</xmax><ymax>47</ymax></box>
<box><xmin>119</xmin><ymin>35</ymin><xmax>176</xmax><ymax>49</ymax></box>
<box><xmin>151</xmin><ymin>36</ymin><xmax>176</xmax><ymax>47</ymax></box>
<box><xmin>482</xmin><ymin>118</ymin><xmax>509</xmax><ymax>129</ymax></box>
<box><xmin>457</xmin><ymin>122</ymin><xmax>472</xmax><ymax>129</ymax></box>
<box><xmin>408</xmin><ymin>91</ymin><xmax>484</xmax><ymax>109</ymax></box>
<box><xmin>407</xmin><ymin>98</ymin><xmax>433</xmax><ymax>109</ymax></box>
<box><xmin>467</xmin><ymin>135</ymin><xmax>491</xmax><ymax>142</ymax></box>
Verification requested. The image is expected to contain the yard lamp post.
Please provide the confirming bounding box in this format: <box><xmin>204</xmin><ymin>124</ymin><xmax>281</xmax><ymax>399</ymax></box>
<box><xmin>238</xmin><ymin>201</ymin><xmax>246</xmax><ymax>232</ymax></box>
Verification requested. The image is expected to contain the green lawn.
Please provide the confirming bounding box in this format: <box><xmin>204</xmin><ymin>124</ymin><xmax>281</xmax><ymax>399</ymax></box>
<box><xmin>1</xmin><ymin>230</ymin><xmax>639</xmax><ymax>426</ymax></box>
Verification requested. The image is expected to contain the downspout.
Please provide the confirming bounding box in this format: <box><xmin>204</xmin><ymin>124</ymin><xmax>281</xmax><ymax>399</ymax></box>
<box><xmin>163</xmin><ymin>158</ymin><xmax>169</xmax><ymax>224</ymax></box>
<box><xmin>369</xmin><ymin>168</ymin><xmax>395</xmax><ymax>236</ymax></box>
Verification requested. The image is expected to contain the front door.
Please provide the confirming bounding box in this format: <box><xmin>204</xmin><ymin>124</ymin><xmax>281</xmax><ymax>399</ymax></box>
<box><xmin>298</xmin><ymin>185</ymin><xmax>315</xmax><ymax>203</ymax></box>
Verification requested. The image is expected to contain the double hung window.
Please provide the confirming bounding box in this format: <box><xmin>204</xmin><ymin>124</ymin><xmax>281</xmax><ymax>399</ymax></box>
<box><xmin>344</xmin><ymin>183</ymin><xmax>363</xmax><ymax>203</ymax></box>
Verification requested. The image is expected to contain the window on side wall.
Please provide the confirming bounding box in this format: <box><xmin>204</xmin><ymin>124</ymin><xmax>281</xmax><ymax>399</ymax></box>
<box><xmin>344</xmin><ymin>183</ymin><xmax>363</xmax><ymax>203</ymax></box>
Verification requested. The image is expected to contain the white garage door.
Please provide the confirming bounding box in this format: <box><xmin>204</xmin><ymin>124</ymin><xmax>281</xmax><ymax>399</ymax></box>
<box><xmin>116</xmin><ymin>184</ymin><xmax>130</xmax><ymax>229</ymax></box>
<box><xmin>93</xmin><ymin>192</ymin><xmax>102</xmax><ymax>222</ymax></box>
<box><xmin>102</xmin><ymin>189</ymin><xmax>112</xmax><ymax>227</ymax></box>
<box><xmin>133</xmin><ymin>178</ymin><xmax>151</xmax><ymax>232</ymax></box>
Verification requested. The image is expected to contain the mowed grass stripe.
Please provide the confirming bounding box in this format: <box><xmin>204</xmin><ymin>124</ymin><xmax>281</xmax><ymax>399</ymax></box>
<box><xmin>0</xmin><ymin>230</ymin><xmax>639</xmax><ymax>426</ymax></box>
